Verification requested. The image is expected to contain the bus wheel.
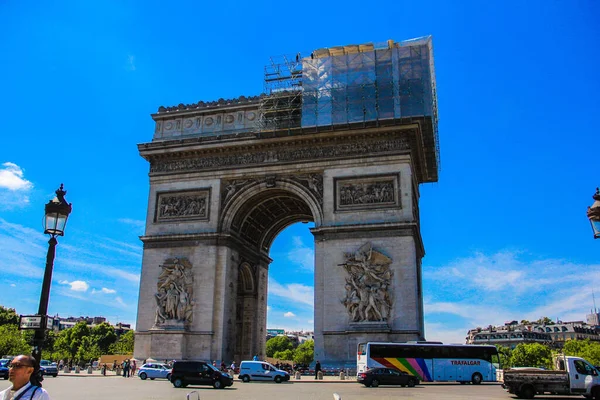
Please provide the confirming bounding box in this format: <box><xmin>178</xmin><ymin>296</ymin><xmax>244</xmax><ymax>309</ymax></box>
<box><xmin>371</xmin><ymin>379</ymin><xmax>379</xmax><ymax>387</ymax></box>
<box><xmin>471</xmin><ymin>373</ymin><xmax>482</xmax><ymax>385</ymax></box>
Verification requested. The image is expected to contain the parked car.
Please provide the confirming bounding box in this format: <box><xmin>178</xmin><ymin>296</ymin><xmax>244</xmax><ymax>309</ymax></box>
<box><xmin>138</xmin><ymin>363</ymin><xmax>171</xmax><ymax>380</ymax></box>
<box><xmin>39</xmin><ymin>360</ymin><xmax>58</xmax><ymax>377</ymax></box>
<box><xmin>238</xmin><ymin>360</ymin><xmax>290</xmax><ymax>383</ymax></box>
<box><xmin>357</xmin><ymin>367</ymin><xmax>419</xmax><ymax>388</ymax></box>
<box><xmin>169</xmin><ymin>361</ymin><xmax>233</xmax><ymax>389</ymax></box>
<box><xmin>0</xmin><ymin>359</ymin><xmax>9</xmax><ymax>380</ymax></box>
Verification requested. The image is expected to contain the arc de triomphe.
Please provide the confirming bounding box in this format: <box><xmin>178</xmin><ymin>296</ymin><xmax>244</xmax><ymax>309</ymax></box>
<box><xmin>134</xmin><ymin>37</ymin><xmax>439</xmax><ymax>367</ymax></box>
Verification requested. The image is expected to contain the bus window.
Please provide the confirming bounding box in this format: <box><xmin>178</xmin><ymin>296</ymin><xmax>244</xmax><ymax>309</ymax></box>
<box><xmin>357</xmin><ymin>343</ymin><xmax>366</xmax><ymax>356</ymax></box>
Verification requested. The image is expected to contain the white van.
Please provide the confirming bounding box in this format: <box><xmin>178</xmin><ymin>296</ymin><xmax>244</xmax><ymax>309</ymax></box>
<box><xmin>238</xmin><ymin>361</ymin><xmax>290</xmax><ymax>383</ymax></box>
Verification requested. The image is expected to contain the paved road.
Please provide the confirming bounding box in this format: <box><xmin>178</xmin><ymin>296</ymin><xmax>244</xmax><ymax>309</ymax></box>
<box><xmin>0</xmin><ymin>375</ymin><xmax>580</xmax><ymax>400</ymax></box>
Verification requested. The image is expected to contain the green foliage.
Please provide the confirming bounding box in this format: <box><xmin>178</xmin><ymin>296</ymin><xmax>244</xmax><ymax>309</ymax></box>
<box><xmin>109</xmin><ymin>330</ymin><xmax>134</xmax><ymax>355</ymax></box>
<box><xmin>76</xmin><ymin>336</ymin><xmax>102</xmax><ymax>362</ymax></box>
<box><xmin>0</xmin><ymin>325</ymin><xmax>31</xmax><ymax>356</ymax></box>
<box><xmin>0</xmin><ymin>306</ymin><xmax>19</xmax><ymax>326</ymax></box>
<box><xmin>563</xmin><ymin>339</ymin><xmax>600</xmax><ymax>366</ymax></box>
<box><xmin>273</xmin><ymin>349</ymin><xmax>294</xmax><ymax>361</ymax></box>
<box><xmin>535</xmin><ymin>317</ymin><xmax>554</xmax><ymax>325</ymax></box>
<box><xmin>293</xmin><ymin>340</ymin><xmax>314</xmax><ymax>365</ymax></box>
<box><xmin>265</xmin><ymin>336</ymin><xmax>293</xmax><ymax>357</ymax></box>
<box><xmin>495</xmin><ymin>344</ymin><xmax>512</xmax><ymax>369</ymax></box>
<box><xmin>90</xmin><ymin>323</ymin><xmax>117</xmax><ymax>354</ymax></box>
<box><xmin>511</xmin><ymin>343</ymin><xmax>552</xmax><ymax>368</ymax></box>
<box><xmin>53</xmin><ymin>321</ymin><xmax>92</xmax><ymax>361</ymax></box>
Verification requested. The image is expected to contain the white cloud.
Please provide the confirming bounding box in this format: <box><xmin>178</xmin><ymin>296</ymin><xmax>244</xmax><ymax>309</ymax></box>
<box><xmin>92</xmin><ymin>287</ymin><xmax>117</xmax><ymax>295</ymax></box>
<box><xmin>126</xmin><ymin>54</ymin><xmax>136</xmax><ymax>71</ymax></box>
<box><xmin>422</xmin><ymin>250</ymin><xmax>600</xmax><ymax>343</ymax></box>
<box><xmin>284</xmin><ymin>312</ymin><xmax>296</xmax><ymax>318</ymax></box>
<box><xmin>10</xmin><ymin>284</ymin><xmax>16</xmax><ymax>287</ymax></box>
<box><xmin>267</xmin><ymin>306</ymin><xmax>272</xmax><ymax>312</ymax></box>
<box><xmin>287</xmin><ymin>236</ymin><xmax>314</xmax><ymax>272</ymax></box>
<box><xmin>269</xmin><ymin>278</ymin><xmax>314</xmax><ymax>307</ymax></box>
<box><xmin>60</xmin><ymin>280</ymin><xmax>89</xmax><ymax>292</ymax></box>
<box><xmin>0</xmin><ymin>162</ymin><xmax>33</xmax><ymax>191</ymax></box>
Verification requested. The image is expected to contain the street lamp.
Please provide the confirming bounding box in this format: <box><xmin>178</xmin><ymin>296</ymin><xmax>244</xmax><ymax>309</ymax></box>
<box><xmin>32</xmin><ymin>184</ymin><xmax>72</xmax><ymax>365</ymax></box>
<box><xmin>587</xmin><ymin>188</ymin><xmax>600</xmax><ymax>240</ymax></box>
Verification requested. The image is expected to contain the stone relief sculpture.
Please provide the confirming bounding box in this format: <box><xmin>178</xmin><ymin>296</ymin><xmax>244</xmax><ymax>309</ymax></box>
<box><xmin>154</xmin><ymin>258</ymin><xmax>194</xmax><ymax>328</ymax></box>
<box><xmin>340</xmin><ymin>243</ymin><xmax>393</xmax><ymax>323</ymax></box>
<box><xmin>291</xmin><ymin>174</ymin><xmax>323</xmax><ymax>203</ymax></box>
<box><xmin>339</xmin><ymin>180</ymin><xmax>395</xmax><ymax>206</ymax></box>
<box><xmin>157</xmin><ymin>191</ymin><xmax>208</xmax><ymax>221</ymax></box>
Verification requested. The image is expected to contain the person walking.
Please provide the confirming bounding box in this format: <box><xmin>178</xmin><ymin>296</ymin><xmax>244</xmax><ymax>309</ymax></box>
<box><xmin>130</xmin><ymin>360</ymin><xmax>136</xmax><ymax>378</ymax></box>
<box><xmin>314</xmin><ymin>360</ymin><xmax>322</xmax><ymax>380</ymax></box>
<box><xmin>0</xmin><ymin>355</ymin><xmax>51</xmax><ymax>399</ymax></box>
<box><xmin>252</xmin><ymin>355</ymin><xmax>259</xmax><ymax>361</ymax></box>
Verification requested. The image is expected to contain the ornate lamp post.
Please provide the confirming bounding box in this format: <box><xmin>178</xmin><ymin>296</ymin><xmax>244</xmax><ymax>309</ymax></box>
<box><xmin>587</xmin><ymin>188</ymin><xmax>600</xmax><ymax>240</ymax></box>
<box><xmin>32</xmin><ymin>184</ymin><xmax>72</xmax><ymax>364</ymax></box>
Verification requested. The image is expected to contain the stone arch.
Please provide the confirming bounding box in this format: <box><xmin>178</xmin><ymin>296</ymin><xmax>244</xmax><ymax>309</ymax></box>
<box><xmin>220</xmin><ymin>178</ymin><xmax>322</xmax><ymax>253</ymax></box>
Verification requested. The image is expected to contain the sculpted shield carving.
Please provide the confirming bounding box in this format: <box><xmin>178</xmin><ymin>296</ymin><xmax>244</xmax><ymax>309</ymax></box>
<box><xmin>154</xmin><ymin>258</ymin><xmax>194</xmax><ymax>328</ymax></box>
<box><xmin>340</xmin><ymin>243</ymin><xmax>393</xmax><ymax>323</ymax></box>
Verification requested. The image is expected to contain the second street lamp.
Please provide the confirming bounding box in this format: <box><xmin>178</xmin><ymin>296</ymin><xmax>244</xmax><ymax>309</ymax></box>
<box><xmin>32</xmin><ymin>184</ymin><xmax>72</xmax><ymax>365</ymax></box>
<box><xmin>588</xmin><ymin>188</ymin><xmax>600</xmax><ymax>240</ymax></box>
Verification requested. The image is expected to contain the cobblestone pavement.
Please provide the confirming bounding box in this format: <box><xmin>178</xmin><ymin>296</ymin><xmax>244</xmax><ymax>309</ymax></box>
<box><xmin>0</xmin><ymin>374</ymin><xmax>574</xmax><ymax>400</ymax></box>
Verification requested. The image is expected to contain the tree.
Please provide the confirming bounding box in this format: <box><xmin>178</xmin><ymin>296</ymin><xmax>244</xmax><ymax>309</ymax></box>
<box><xmin>0</xmin><ymin>325</ymin><xmax>30</xmax><ymax>356</ymax></box>
<box><xmin>0</xmin><ymin>306</ymin><xmax>19</xmax><ymax>326</ymax></box>
<box><xmin>265</xmin><ymin>336</ymin><xmax>293</xmax><ymax>357</ymax></box>
<box><xmin>90</xmin><ymin>322</ymin><xmax>117</xmax><ymax>354</ymax></box>
<box><xmin>109</xmin><ymin>330</ymin><xmax>134</xmax><ymax>355</ymax></box>
<box><xmin>53</xmin><ymin>321</ymin><xmax>91</xmax><ymax>361</ymax></box>
<box><xmin>564</xmin><ymin>339</ymin><xmax>600</xmax><ymax>366</ymax></box>
<box><xmin>273</xmin><ymin>349</ymin><xmax>294</xmax><ymax>361</ymax></box>
<box><xmin>293</xmin><ymin>340</ymin><xmax>314</xmax><ymax>365</ymax></box>
<box><xmin>511</xmin><ymin>343</ymin><xmax>552</xmax><ymax>369</ymax></box>
<box><xmin>495</xmin><ymin>345</ymin><xmax>513</xmax><ymax>369</ymax></box>
<box><xmin>76</xmin><ymin>336</ymin><xmax>102</xmax><ymax>364</ymax></box>
<box><xmin>535</xmin><ymin>317</ymin><xmax>554</xmax><ymax>325</ymax></box>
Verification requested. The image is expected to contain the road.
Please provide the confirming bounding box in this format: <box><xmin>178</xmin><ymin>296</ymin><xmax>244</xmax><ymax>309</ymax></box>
<box><xmin>0</xmin><ymin>375</ymin><xmax>582</xmax><ymax>400</ymax></box>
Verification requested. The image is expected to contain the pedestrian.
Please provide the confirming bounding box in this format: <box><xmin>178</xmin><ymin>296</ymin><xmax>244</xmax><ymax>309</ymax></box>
<box><xmin>230</xmin><ymin>361</ymin><xmax>236</xmax><ymax>372</ymax></box>
<box><xmin>101</xmin><ymin>364</ymin><xmax>106</xmax><ymax>376</ymax></box>
<box><xmin>58</xmin><ymin>359</ymin><xmax>64</xmax><ymax>371</ymax></box>
<box><xmin>123</xmin><ymin>359</ymin><xmax>130</xmax><ymax>378</ymax></box>
<box><xmin>252</xmin><ymin>354</ymin><xmax>259</xmax><ymax>361</ymax></box>
<box><xmin>112</xmin><ymin>360</ymin><xmax>117</xmax><ymax>372</ymax></box>
<box><xmin>0</xmin><ymin>354</ymin><xmax>51</xmax><ymax>399</ymax></box>
<box><xmin>212</xmin><ymin>360</ymin><xmax>217</xmax><ymax>367</ymax></box>
<box><xmin>130</xmin><ymin>360</ymin><xmax>136</xmax><ymax>377</ymax></box>
<box><xmin>220</xmin><ymin>361</ymin><xmax>226</xmax><ymax>372</ymax></box>
<box><xmin>314</xmin><ymin>360</ymin><xmax>322</xmax><ymax>379</ymax></box>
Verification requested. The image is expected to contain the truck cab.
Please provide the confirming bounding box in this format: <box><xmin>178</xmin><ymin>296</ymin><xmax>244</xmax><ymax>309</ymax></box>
<box><xmin>502</xmin><ymin>356</ymin><xmax>600</xmax><ymax>399</ymax></box>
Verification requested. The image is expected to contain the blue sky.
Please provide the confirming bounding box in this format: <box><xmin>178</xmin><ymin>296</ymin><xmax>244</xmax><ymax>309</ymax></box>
<box><xmin>0</xmin><ymin>1</ymin><xmax>598</xmax><ymax>344</ymax></box>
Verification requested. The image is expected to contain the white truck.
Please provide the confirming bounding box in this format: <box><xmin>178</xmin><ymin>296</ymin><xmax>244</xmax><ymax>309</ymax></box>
<box><xmin>501</xmin><ymin>356</ymin><xmax>600</xmax><ymax>399</ymax></box>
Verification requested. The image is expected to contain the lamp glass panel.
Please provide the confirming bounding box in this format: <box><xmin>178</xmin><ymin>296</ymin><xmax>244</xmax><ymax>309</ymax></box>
<box><xmin>56</xmin><ymin>214</ymin><xmax>67</xmax><ymax>234</ymax></box>
<box><xmin>45</xmin><ymin>213</ymin><xmax>58</xmax><ymax>233</ymax></box>
<box><xmin>592</xmin><ymin>219</ymin><xmax>600</xmax><ymax>239</ymax></box>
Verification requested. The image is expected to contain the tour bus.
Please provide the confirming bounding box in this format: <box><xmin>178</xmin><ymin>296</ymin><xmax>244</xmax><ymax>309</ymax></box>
<box><xmin>357</xmin><ymin>342</ymin><xmax>500</xmax><ymax>384</ymax></box>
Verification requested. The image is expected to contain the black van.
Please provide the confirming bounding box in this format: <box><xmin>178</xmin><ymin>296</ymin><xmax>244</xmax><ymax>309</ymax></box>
<box><xmin>170</xmin><ymin>361</ymin><xmax>233</xmax><ymax>389</ymax></box>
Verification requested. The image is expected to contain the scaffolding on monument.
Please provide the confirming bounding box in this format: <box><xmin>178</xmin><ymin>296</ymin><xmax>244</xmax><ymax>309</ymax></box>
<box><xmin>259</xmin><ymin>37</ymin><xmax>439</xmax><ymax>173</ymax></box>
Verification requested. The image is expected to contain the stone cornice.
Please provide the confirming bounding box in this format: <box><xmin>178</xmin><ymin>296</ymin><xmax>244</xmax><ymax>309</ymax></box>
<box><xmin>311</xmin><ymin>222</ymin><xmax>425</xmax><ymax>258</ymax></box>
<box><xmin>141</xmin><ymin>125</ymin><xmax>418</xmax><ymax>176</ymax></box>
<box><xmin>153</xmin><ymin>95</ymin><xmax>262</xmax><ymax>118</ymax></box>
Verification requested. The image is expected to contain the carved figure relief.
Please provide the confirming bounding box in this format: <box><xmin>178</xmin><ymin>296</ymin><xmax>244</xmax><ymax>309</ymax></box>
<box><xmin>154</xmin><ymin>258</ymin><xmax>194</xmax><ymax>327</ymax></box>
<box><xmin>335</xmin><ymin>174</ymin><xmax>400</xmax><ymax>211</ymax></box>
<box><xmin>340</xmin><ymin>243</ymin><xmax>393</xmax><ymax>323</ymax></box>
<box><xmin>156</xmin><ymin>190</ymin><xmax>209</xmax><ymax>222</ymax></box>
<box><xmin>150</xmin><ymin>138</ymin><xmax>410</xmax><ymax>174</ymax></box>
<box><xmin>291</xmin><ymin>174</ymin><xmax>323</xmax><ymax>204</ymax></box>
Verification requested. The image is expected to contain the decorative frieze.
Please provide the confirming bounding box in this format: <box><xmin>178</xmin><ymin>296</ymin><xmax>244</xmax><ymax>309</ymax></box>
<box><xmin>150</xmin><ymin>138</ymin><xmax>410</xmax><ymax>174</ymax></box>
<box><xmin>221</xmin><ymin>174</ymin><xmax>324</xmax><ymax>210</ymax></box>
<box><xmin>156</xmin><ymin>189</ymin><xmax>210</xmax><ymax>222</ymax></box>
<box><xmin>335</xmin><ymin>174</ymin><xmax>400</xmax><ymax>212</ymax></box>
<box><xmin>340</xmin><ymin>242</ymin><xmax>393</xmax><ymax>323</ymax></box>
